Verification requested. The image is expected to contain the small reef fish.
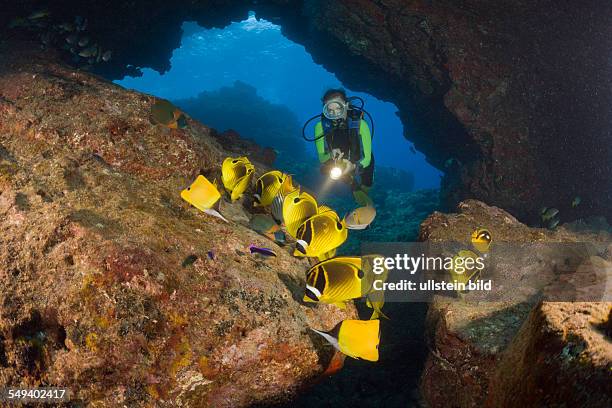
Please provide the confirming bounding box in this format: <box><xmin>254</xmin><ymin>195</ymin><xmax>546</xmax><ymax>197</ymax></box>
<box><xmin>271</xmin><ymin>175</ymin><xmax>296</xmax><ymax>224</ymax></box>
<box><xmin>273</xmin><ymin>231</ymin><xmax>286</xmax><ymax>245</ymax></box>
<box><xmin>248</xmin><ymin>245</ymin><xmax>276</xmax><ymax>257</ymax></box>
<box><xmin>344</xmin><ymin>205</ymin><xmax>376</xmax><ymax>230</ymax></box>
<box><xmin>542</xmin><ymin>207</ymin><xmax>559</xmax><ymax>221</ymax></box>
<box><xmin>304</xmin><ymin>257</ymin><xmax>365</xmax><ymax>308</ymax></box>
<box><xmin>254</xmin><ymin>170</ymin><xmax>285</xmax><ymax>207</ymax></box>
<box><xmin>180</xmin><ymin>175</ymin><xmax>228</xmax><ymax>222</ymax></box>
<box><xmin>101</xmin><ymin>50</ymin><xmax>112</xmax><ymax>62</ymax></box>
<box><xmin>28</xmin><ymin>9</ymin><xmax>50</xmax><ymax>20</ymax></box>
<box><xmin>311</xmin><ymin>319</ymin><xmax>380</xmax><ymax>362</ymax></box>
<box><xmin>78</xmin><ymin>45</ymin><xmax>98</xmax><ymax>58</ymax></box>
<box><xmin>221</xmin><ymin>157</ymin><xmax>254</xmax><ymax>201</ymax></box>
<box><xmin>294</xmin><ymin>212</ymin><xmax>348</xmax><ymax>258</ymax></box>
<box><xmin>548</xmin><ymin>218</ymin><xmax>560</xmax><ymax>230</ymax></box>
<box><xmin>571</xmin><ymin>196</ymin><xmax>581</xmax><ymax>208</ymax></box>
<box><xmin>150</xmin><ymin>99</ymin><xmax>188</xmax><ymax>129</ymax></box>
<box><xmin>57</xmin><ymin>22</ymin><xmax>75</xmax><ymax>32</ymax></box>
<box><xmin>283</xmin><ymin>189</ymin><xmax>318</xmax><ymax>238</ymax></box>
<box><xmin>304</xmin><ymin>256</ymin><xmax>388</xmax><ymax>319</ymax></box>
<box><xmin>248</xmin><ymin>214</ymin><xmax>281</xmax><ymax>240</ymax></box>
<box><xmin>470</xmin><ymin>228</ymin><xmax>492</xmax><ymax>253</ymax></box>
<box><xmin>65</xmin><ymin>34</ymin><xmax>79</xmax><ymax>45</ymax></box>
<box><xmin>78</xmin><ymin>36</ymin><xmax>90</xmax><ymax>47</ymax></box>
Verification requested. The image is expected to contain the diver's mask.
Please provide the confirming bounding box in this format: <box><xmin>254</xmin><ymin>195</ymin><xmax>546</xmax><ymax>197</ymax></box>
<box><xmin>323</xmin><ymin>97</ymin><xmax>348</xmax><ymax>120</ymax></box>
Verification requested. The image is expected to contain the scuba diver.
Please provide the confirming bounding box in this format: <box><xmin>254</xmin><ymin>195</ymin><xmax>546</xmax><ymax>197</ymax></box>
<box><xmin>303</xmin><ymin>89</ymin><xmax>375</xmax><ymax>207</ymax></box>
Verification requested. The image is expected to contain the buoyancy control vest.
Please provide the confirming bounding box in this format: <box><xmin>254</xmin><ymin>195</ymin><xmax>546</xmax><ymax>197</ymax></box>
<box><xmin>321</xmin><ymin>109</ymin><xmax>364</xmax><ymax>163</ymax></box>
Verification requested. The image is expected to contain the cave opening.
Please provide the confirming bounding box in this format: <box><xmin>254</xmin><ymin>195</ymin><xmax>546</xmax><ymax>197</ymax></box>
<box><xmin>116</xmin><ymin>10</ymin><xmax>433</xmax><ymax>406</ymax></box>
<box><xmin>116</xmin><ymin>12</ymin><xmax>442</xmax><ymax>191</ymax></box>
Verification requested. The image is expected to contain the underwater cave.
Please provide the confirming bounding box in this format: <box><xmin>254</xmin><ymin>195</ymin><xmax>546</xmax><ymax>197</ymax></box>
<box><xmin>0</xmin><ymin>1</ymin><xmax>611</xmax><ymax>407</ymax></box>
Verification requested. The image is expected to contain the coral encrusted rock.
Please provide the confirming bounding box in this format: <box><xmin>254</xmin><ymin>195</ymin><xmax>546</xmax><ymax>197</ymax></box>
<box><xmin>0</xmin><ymin>42</ymin><xmax>355</xmax><ymax>407</ymax></box>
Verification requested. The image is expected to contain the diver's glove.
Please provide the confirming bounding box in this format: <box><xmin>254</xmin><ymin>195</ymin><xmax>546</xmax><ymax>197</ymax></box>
<box><xmin>344</xmin><ymin>160</ymin><xmax>357</xmax><ymax>175</ymax></box>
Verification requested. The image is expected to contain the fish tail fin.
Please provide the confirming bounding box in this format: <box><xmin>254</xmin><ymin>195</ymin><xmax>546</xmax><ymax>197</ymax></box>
<box><xmin>366</xmin><ymin>294</ymin><xmax>389</xmax><ymax>320</ymax></box>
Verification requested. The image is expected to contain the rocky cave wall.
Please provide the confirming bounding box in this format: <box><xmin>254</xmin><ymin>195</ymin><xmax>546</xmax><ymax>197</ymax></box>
<box><xmin>2</xmin><ymin>0</ymin><xmax>610</xmax><ymax>223</ymax></box>
<box><xmin>0</xmin><ymin>42</ymin><xmax>356</xmax><ymax>406</ymax></box>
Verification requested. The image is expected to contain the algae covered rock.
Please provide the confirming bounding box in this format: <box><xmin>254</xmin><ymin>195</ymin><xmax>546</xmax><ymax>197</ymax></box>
<box><xmin>0</xmin><ymin>42</ymin><xmax>355</xmax><ymax>407</ymax></box>
<box><xmin>419</xmin><ymin>200</ymin><xmax>612</xmax><ymax>407</ymax></box>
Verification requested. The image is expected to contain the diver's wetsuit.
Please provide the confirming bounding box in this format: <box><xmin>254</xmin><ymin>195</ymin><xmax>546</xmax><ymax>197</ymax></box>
<box><xmin>314</xmin><ymin>117</ymin><xmax>374</xmax><ymax>189</ymax></box>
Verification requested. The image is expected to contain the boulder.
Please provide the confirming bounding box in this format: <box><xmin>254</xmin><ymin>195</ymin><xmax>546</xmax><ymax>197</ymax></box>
<box><xmin>419</xmin><ymin>200</ymin><xmax>612</xmax><ymax>407</ymax></box>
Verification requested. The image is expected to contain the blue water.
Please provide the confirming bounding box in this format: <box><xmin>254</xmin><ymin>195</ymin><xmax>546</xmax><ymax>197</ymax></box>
<box><xmin>117</xmin><ymin>12</ymin><xmax>441</xmax><ymax>190</ymax></box>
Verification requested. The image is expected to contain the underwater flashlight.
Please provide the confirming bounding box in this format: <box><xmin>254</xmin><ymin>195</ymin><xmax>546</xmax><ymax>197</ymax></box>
<box><xmin>330</xmin><ymin>166</ymin><xmax>343</xmax><ymax>180</ymax></box>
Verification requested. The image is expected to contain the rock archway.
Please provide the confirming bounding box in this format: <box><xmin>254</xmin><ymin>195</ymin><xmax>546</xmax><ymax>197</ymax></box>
<box><xmin>3</xmin><ymin>1</ymin><xmax>610</xmax><ymax>222</ymax></box>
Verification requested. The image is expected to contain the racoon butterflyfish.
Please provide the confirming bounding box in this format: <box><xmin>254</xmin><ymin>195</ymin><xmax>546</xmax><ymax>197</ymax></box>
<box><xmin>180</xmin><ymin>175</ymin><xmax>228</xmax><ymax>222</ymax></box>
<box><xmin>293</xmin><ymin>212</ymin><xmax>347</xmax><ymax>258</ymax></box>
<box><xmin>271</xmin><ymin>175</ymin><xmax>297</xmax><ymax>224</ymax></box>
<box><xmin>311</xmin><ymin>319</ymin><xmax>380</xmax><ymax>362</ymax></box>
<box><xmin>470</xmin><ymin>227</ymin><xmax>492</xmax><ymax>253</ymax></box>
<box><xmin>253</xmin><ymin>170</ymin><xmax>285</xmax><ymax>207</ymax></box>
<box><xmin>304</xmin><ymin>256</ymin><xmax>388</xmax><ymax>319</ymax></box>
<box><xmin>283</xmin><ymin>189</ymin><xmax>318</xmax><ymax>238</ymax></box>
<box><xmin>221</xmin><ymin>157</ymin><xmax>254</xmax><ymax>201</ymax></box>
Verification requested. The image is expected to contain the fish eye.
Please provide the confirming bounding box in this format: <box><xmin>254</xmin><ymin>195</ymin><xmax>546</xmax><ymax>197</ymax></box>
<box><xmin>336</xmin><ymin>221</ymin><xmax>343</xmax><ymax>230</ymax></box>
<box><xmin>187</xmin><ymin>187</ymin><xmax>191</xmax><ymax>191</ymax></box>
<box><xmin>357</xmin><ymin>269</ymin><xmax>364</xmax><ymax>279</ymax></box>
<box><xmin>232</xmin><ymin>159</ymin><xmax>239</xmax><ymax>163</ymax></box>
<box><xmin>294</xmin><ymin>197</ymin><xmax>300</xmax><ymax>204</ymax></box>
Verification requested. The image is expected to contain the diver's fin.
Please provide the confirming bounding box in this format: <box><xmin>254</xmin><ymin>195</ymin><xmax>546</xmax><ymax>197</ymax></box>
<box><xmin>353</xmin><ymin>189</ymin><xmax>373</xmax><ymax>207</ymax></box>
<box><xmin>204</xmin><ymin>208</ymin><xmax>229</xmax><ymax>223</ymax></box>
